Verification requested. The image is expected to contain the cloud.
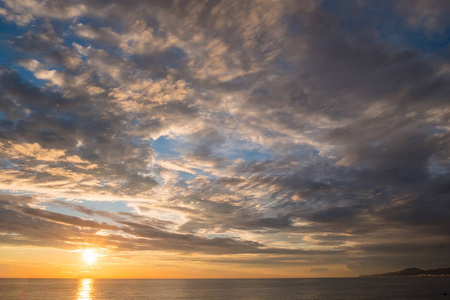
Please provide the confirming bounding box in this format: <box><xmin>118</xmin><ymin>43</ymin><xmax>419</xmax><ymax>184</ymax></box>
<box><xmin>73</xmin><ymin>23</ymin><xmax>121</xmax><ymax>45</ymax></box>
<box><xmin>0</xmin><ymin>0</ymin><xmax>86</xmax><ymax>26</ymax></box>
<box><xmin>310</xmin><ymin>267</ymin><xmax>329</xmax><ymax>272</ymax></box>
<box><xmin>0</xmin><ymin>194</ymin><xmax>348</xmax><ymax>256</ymax></box>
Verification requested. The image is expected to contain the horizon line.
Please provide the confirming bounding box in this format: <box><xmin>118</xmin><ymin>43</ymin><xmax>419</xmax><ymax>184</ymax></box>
<box><xmin>0</xmin><ymin>277</ymin><xmax>358</xmax><ymax>280</ymax></box>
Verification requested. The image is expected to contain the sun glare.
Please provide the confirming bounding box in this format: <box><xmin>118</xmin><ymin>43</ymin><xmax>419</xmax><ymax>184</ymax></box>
<box><xmin>77</xmin><ymin>278</ymin><xmax>93</xmax><ymax>300</ymax></box>
<box><xmin>82</xmin><ymin>249</ymin><xmax>98</xmax><ymax>264</ymax></box>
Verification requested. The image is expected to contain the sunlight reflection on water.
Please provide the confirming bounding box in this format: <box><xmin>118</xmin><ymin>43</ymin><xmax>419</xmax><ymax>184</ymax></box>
<box><xmin>77</xmin><ymin>278</ymin><xmax>93</xmax><ymax>300</ymax></box>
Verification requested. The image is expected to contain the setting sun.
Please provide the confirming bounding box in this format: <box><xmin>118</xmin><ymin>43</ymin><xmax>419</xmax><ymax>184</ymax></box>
<box><xmin>82</xmin><ymin>249</ymin><xmax>98</xmax><ymax>265</ymax></box>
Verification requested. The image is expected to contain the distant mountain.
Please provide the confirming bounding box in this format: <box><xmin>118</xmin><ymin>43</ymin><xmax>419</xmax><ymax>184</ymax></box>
<box><xmin>360</xmin><ymin>267</ymin><xmax>450</xmax><ymax>277</ymax></box>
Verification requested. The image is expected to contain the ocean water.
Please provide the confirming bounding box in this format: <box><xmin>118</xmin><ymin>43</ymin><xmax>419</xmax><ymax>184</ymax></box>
<box><xmin>1</xmin><ymin>277</ymin><xmax>449</xmax><ymax>299</ymax></box>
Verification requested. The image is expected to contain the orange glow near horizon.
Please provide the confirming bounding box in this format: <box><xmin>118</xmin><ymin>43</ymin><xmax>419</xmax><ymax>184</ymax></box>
<box><xmin>0</xmin><ymin>246</ymin><xmax>354</xmax><ymax>278</ymax></box>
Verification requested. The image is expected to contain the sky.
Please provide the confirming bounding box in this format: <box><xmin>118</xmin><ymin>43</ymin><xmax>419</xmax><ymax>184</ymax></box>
<box><xmin>0</xmin><ymin>0</ymin><xmax>449</xmax><ymax>279</ymax></box>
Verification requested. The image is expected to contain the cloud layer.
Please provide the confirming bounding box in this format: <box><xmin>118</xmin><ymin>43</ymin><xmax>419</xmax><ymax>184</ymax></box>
<box><xmin>0</xmin><ymin>0</ymin><xmax>449</xmax><ymax>276</ymax></box>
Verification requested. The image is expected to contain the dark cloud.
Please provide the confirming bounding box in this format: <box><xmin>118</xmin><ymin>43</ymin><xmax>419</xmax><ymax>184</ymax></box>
<box><xmin>0</xmin><ymin>194</ymin><xmax>347</xmax><ymax>256</ymax></box>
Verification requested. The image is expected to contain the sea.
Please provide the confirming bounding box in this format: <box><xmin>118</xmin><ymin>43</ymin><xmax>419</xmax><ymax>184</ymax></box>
<box><xmin>1</xmin><ymin>277</ymin><xmax>449</xmax><ymax>299</ymax></box>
